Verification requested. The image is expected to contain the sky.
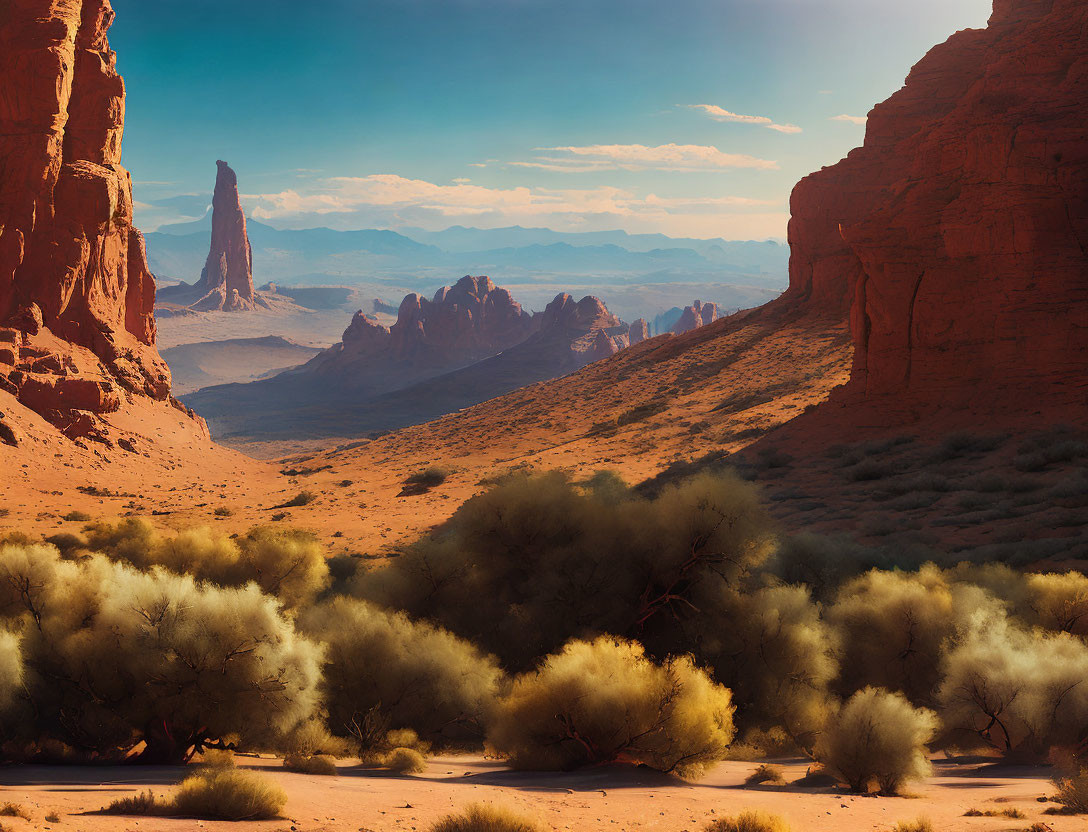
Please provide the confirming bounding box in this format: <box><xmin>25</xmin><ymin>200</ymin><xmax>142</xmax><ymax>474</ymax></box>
<box><xmin>111</xmin><ymin>0</ymin><xmax>993</xmax><ymax>241</ymax></box>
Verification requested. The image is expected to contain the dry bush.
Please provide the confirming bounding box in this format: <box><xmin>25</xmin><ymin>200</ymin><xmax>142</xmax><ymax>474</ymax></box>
<box><xmin>0</xmin><ymin>541</ymin><xmax>322</xmax><ymax>762</ymax></box>
<box><xmin>81</xmin><ymin>520</ymin><xmax>329</xmax><ymax>609</ymax></box>
<box><xmin>745</xmin><ymin>763</ymin><xmax>785</xmax><ymax>786</ymax></box>
<box><xmin>705</xmin><ymin>810</ymin><xmax>791</xmax><ymax>832</ymax></box>
<box><xmin>892</xmin><ymin>819</ymin><xmax>933</xmax><ymax>832</ymax></box>
<box><xmin>487</xmin><ymin>636</ymin><xmax>734</xmax><ymax>778</ymax></box>
<box><xmin>299</xmin><ymin>597</ymin><xmax>503</xmax><ymax>748</ymax></box>
<box><xmin>1054</xmin><ymin>769</ymin><xmax>1088</xmax><ymax>813</ymax></box>
<box><xmin>0</xmin><ymin>627</ymin><xmax>22</xmax><ymax>708</ymax></box>
<box><xmin>172</xmin><ymin>768</ymin><xmax>287</xmax><ymax>820</ymax></box>
<box><xmin>385</xmin><ymin>746</ymin><xmax>427</xmax><ymax>773</ymax></box>
<box><xmin>0</xmin><ymin>804</ymin><xmax>29</xmax><ymax>820</ymax></box>
<box><xmin>708</xmin><ymin>585</ymin><xmax>837</xmax><ymax>752</ymax></box>
<box><xmin>767</xmin><ymin>534</ymin><xmax>899</xmax><ymax>602</ymax></box>
<box><xmin>964</xmin><ymin>807</ymin><xmax>1025</xmax><ymax>818</ymax></box>
<box><xmin>278</xmin><ymin>720</ymin><xmax>353</xmax><ymax>759</ymax></box>
<box><xmin>283</xmin><ymin>753</ymin><xmax>337</xmax><ymax>775</ymax></box>
<box><xmin>937</xmin><ymin>612</ymin><xmax>1088</xmax><ymax>758</ymax></box>
<box><xmin>103</xmin><ymin>789</ymin><xmax>167</xmax><ymax>816</ymax></box>
<box><xmin>816</xmin><ymin>687</ymin><xmax>938</xmax><ymax>794</ymax></box>
<box><xmin>429</xmin><ymin>803</ymin><xmax>543</xmax><ymax>832</ymax></box>
<box><xmin>1021</xmin><ymin>573</ymin><xmax>1088</xmax><ymax>636</ymax></box>
<box><xmin>355</xmin><ymin>470</ymin><xmax>775</xmax><ymax>671</ymax></box>
<box><xmin>826</xmin><ymin>565</ymin><xmax>1000</xmax><ymax>705</ymax></box>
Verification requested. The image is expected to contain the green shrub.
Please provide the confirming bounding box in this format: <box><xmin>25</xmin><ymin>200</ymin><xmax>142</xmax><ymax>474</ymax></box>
<box><xmin>816</xmin><ymin>687</ymin><xmax>938</xmax><ymax>794</ymax></box>
<box><xmin>429</xmin><ymin>803</ymin><xmax>542</xmax><ymax>832</ymax></box>
<box><xmin>705</xmin><ymin>810</ymin><xmax>791</xmax><ymax>832</ymax></box>
<box><xmin>487</xmin><ymin>636</ymin><xmax>734</xmax><ymax>778</ymax></box>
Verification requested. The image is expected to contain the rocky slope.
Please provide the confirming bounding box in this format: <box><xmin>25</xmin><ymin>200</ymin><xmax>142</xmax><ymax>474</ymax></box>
<box><xmin>0</xmin><ymin>0</ymin><xmax>207</xmax><ymax>446</ymax></box>
<box><xmin>781</xmin><ymin>0</ymin><xmax>1088</xmax><ymax>426</ymax></box>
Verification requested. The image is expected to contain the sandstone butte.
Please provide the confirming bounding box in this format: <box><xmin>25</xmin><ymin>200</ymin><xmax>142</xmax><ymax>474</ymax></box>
<box><xmin>190</xmin><ymin>160</ymin><xmax>262</xmax><ymax>312</ymax></box>
<box><xmin>671</xmin><ymin>300</ymin><xmax>720</xmax><ymax>335</ymax></box>
<box><xmin>0</xmin><ymin>1</ymin><xmax>211</xmax><ymax>448</ymax></box>
<box><xmin>773</xmin><ymin>0</ymin><xmax>1088</xmax><ymax>429</ymax></box>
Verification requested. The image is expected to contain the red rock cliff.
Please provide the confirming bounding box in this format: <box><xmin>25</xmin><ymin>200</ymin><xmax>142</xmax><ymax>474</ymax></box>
<box><xmin>782</xmin><ymin>0</ymin><xmax>1088</xmax><ymax>421</ymax></box>
<box><xmin>0</xmin><ymin>0</ymin><xmax>195</xmax><ymax>443</ymax></box>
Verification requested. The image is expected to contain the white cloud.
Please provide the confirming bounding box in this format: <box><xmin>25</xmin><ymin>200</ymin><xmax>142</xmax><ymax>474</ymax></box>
<box><xmin>831</xmin><ymin>114</ymin><xmax>868</xmax><ymax>125</ymax></box>
<box><xmin>512</xmin><ymin>143</ymin><xmax>778</xmax><ymax>173</ymax></box>
<box><xmin>686</xmin><ymin>104</ymin><xmax>802</xmax><ymax>134</ymax></box>
<box><xmin>451</xmin><ymin>177</ymin><xmax>472</xmax><ymax>184</ymax></box>
<box><xmin>242</xmin><ymin>172</ymin><xmax>787</xmax><ymax>239</ymax></box>
<box><xmin>467</xmin><ymin>162</ymin><xmax>488</xmax><ymax>168</ymax></box>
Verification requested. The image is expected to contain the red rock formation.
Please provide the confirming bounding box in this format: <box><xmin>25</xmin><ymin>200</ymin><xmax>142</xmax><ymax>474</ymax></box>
<box><xmin>782</xmin><ymin>0</ymin><xmax>1088</xmax><ymax>422</ymax></box>
<box><xmin>628</xmin><ymin>318</ymin><xmax>650</xmax><ymax>345</ymax></box>
<box><xmin>672</xmin><ymin>301</ymin><xmax>720</xmax><ymax>335</ymax></box>
<box><xmin>530</xmin><ymin>293</ymin><xmax>628</xmax><ymax>368</ymax></box>
<box><xmin>306</xmin><ymin>275</ymin><xmax>536</xmax><ymax>387</ymax></box>
<box><xmin>0</xmin><ymin>0</ymin><xmax>195</xmax><ymax>443</ymax></box>
<box><xmin>192</xmin><ymin>160</ymin><xmax>259</xmax><ymax>311</ymax></box>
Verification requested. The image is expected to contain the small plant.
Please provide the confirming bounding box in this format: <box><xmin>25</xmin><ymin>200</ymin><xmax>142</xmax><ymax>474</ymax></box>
<box><xmin>745</xmin><ymin>763</ymin><xmax>785</xmax><ymax>786</ymax></box>
<box><xmin>45</xmin><ymin>811</ymin><xmax>61</xmax><ymax>822</ymax></box>
<box><xmin>964</xmin><ymin>807</ymin><xmax>1026</xmax><ymax>818</ymax></box>
<box><xmin>283</xmin><ymin>753</ymin><xmax>337</xmax><ymax>775</ymax></box>
<box><xmin>384</xmin><ymin>746</ymin><xmax>427</xmax><ymax>774</ymax></box>
<box><xmin>61</xmin><ymin>511</ymin><xmax>91</xmax><ymax>522</ymax></box>
<box><xmin>429</xmin><ymin>803</ymin><xmax>542</xmax><ymax>832</ymax></box>
<box><xmin>213</xmin><ymin>506</ymin><xmax>233</xmax><ymax>517</ymax></box>
<box><xmin>1053</xmin><ymin>769</ymin><xmax>1088</xmax><ymax>813</ymax></box>
<box><xmin>273</xmin><ymin>490</ymin><xmax>316</xmax><ymax>509</ymax></box>
<box><xmin>399</xmin><ymin>467</ymin><xmax>450</xmax><ymax>496</ymax></box>
<box><xmin>0</xmin><ymin>804</ymin><xmax>30</xmax><ymax>820</ymax></box>
<box><xmin>705</xmin><ymin>810</ymin><xmax>791</xmax><ymax>832</ymax></box>
<box><xmin>172</xmin><ymin>768</ymin><xmax>287</xmax><ymax>821</ymax></box>
<box><xmin>103</xmin><ymin>790</ymin><xmax>166</xmax><ymax>816</ymax></box>
<box><xmin>892</xmin><ymin>820</ymin><xmax>933</xmax><ymax>832</ymax></box>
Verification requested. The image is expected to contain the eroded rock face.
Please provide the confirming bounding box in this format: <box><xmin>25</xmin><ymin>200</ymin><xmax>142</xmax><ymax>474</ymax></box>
<box><xmin>530</xmin><ymin>293</ymin><xmax>629</xmax><ymax>368</ymax></box>
<box><xmin>0</xmin><ymin>0</ymin><xmax>185</xmax><ymax>442</ymax></box>
<box><xmin>672</xmin><ymin>301</ymin><xmax>720</xmax><ymax>335</ymax></box>
<box><xmin>192</xmin><ymin>160</ymin><xmax>258</xmax><ymax>311</ymax></box>
<box><xmin>309</xmin><ymin>275</ymin><xmax>537</xmax><ymax>386</ymax></box>
<box><xmin>783</xmin><ymin>0</ymin><xmax>1088</xmax><ymax>420</ymax></box>
<box><xmin>628</xmin><ymin>318</ymin><xmax>650</xmax><ymax>345</ymax></box>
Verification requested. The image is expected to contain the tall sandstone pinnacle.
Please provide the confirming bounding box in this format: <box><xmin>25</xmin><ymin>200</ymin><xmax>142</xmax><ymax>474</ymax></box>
<box><xmin>192</xmin><ymin>160</ymin><xmax>257</xmax><ymax>311</ymax></box>
<box><xmin>0</xmin><ymin>0</ymin><xmax>201</xmax><ymax>443</ymax></box>
<box><xmin>780</xmin><ymin>0</ymin><xmax>1088</xmax><ymax>424</ymax></box>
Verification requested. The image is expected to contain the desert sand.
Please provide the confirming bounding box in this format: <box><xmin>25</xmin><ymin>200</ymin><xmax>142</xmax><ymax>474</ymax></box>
<box><xmin>0</xmin><ymin>755</ymin><xmax>1076</xmax><ymax>832</ymax></box>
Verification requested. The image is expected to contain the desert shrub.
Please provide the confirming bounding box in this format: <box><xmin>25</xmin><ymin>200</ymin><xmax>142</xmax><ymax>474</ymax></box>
<box><xmin>892</xmin><ymin>819</ymin><xmax>933</xmax><ymax>832</ymax></box>
<box><xmin>745</xmin><ymin>763</ymin><xmax>785</xmax><ymax>786</ymax></box>
<box><xmin>0</xmin><ymin>541</ymin><xmax>322</xmax><ymax>762</ymax></box>
<box><xmin>705</xmin><ymin>810</ymin><xmax>791</xmax><ymax>832</ymax></box>
<box><xmin>284</xmin><ymin>753</ymin><xmax>337</xmax><ymax>775</ymax></box>
<box><xmin>278</xmin><ymin>719</ymin><xmax>352</xmax><ymax>759</ymax></box>
<box><xmin>61</xmin><ymin>511</ymin><xmax>91</xmax><ymax>522</ymax></box>
<box><xmin>486</xmin><ymin>636</ymin><xmax>734</xmax><ymax>778</ymax></box>
<box><xmin>963</xmin><ymin>807</ymin><xmax>1025</xmax><ymax>818</ymax></box>
<box><xmin>1020</xmin><ymin>573</ymin><xmax>1088</xmax><ymax>636</ymax></box>
<box><xmin>429</xmin><ymin>803</ymin><xmax>542</xmax><ymax>832</ymax></box>
<box><xmin>400</xmin><ymin>467</ymin><xmax>450</xmax><ymax>496</ymax></box>
<box><xmin>274</xmin><ymin>491</ymin><xmax>316</xmax><ymax>508</ymax></box>
<box><xmin>80</xmin><ymin>520</ymin><xmax>329</xmax><ymax>609</ymax></box>
<box><xmin>0</xmin><ymin>628</ymin><xmax>22</xmax><ymax>708</ymax></box>
<box><xmin>172</xmin><ymin>768</ymin><xmax>287</xmax><ymax>820</ymax></box>
<box><xmin>826</xmin><ymin>565</ymin><xmax>1000</xmax><ymax>705</ymax></box>
<box><xmin>103</xmin><ymin>789</ymin><xmax>166</xmax><ymax>816</ymax></box>
<box><xmin>706</xmin><ymin>585</ymin><xmax>837</xmax><ymax>751</ymax></box>
<box><xmin>355</xmin><ymin>471</ymin><xmax>775</xmax><ymax>670</ymax></box>
<box><xmin>385</xmin><ymin>746</ymin><xmax>427</xmax><ymax>773</ymax></box>
<box><xmin>0</xmin><ymin>804</ymin><xmax>29</xmax><ymax>820</ymax></box>
<box><xmin>938</xmin><ymin>611</ymin><xmax>1088</xmax><ymax>758</ymax></box>
<box><xmin>816</xmin><ymin>687</ymin><xmax>938</xmax><ymax>794</ymax></box>
<box><xmin>1053</xmin><ymin>769</ymin><xmax>1088</xmax><ymax>813</ymax></box>
<box><xmin>299</xmin><ymin>597</ymin><xmax>503</xmax><ymax>748</ymax></box>
<box><xmin>766</xmin><ymin>534</ymin><xmax>909</xmax><ymax>602</ymax></box>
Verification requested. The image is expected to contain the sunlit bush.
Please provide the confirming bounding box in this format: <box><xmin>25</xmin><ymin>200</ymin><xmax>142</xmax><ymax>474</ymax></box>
<box><xmin>429</xmin><ymin>803</ymin><xmax>543</xmax><ymax>832</ymax></box>
<box><xmin>487</xmin><ymin>635</ymin><xmax>734</xmax><ymax>778</ymax></box>
<box><xmin>816</xmin><ymin>687</ymin><xmax>938</xmax><ymax>794</ymax></box>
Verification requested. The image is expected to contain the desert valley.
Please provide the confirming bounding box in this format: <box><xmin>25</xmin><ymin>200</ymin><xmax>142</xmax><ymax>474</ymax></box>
<box><xmin>0</xmin><ymin>0</ymin><xmax>1086</xmax><ymax>830</ymax></box>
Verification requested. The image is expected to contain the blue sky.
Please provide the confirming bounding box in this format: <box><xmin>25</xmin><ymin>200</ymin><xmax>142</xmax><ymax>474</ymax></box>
<box><xmin>112</xmin><ymin>0</ymin><xmax>993</xmax><ymax>240</ymax></box>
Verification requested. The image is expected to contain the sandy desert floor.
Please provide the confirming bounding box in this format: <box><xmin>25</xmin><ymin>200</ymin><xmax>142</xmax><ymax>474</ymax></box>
<box><xmin>0</xmin><ymin>755</ymin><xmax>1078</xmax><ymax>832</ymax></box>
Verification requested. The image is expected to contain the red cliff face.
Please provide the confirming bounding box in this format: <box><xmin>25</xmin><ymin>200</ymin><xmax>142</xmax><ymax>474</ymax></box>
<box><xmin>192</xmin><ymin>160</ymin><xmax>258</xmax><ymax>311</ymax></box>
<box><xmin>672</xmin><ymin>301</ymin><xmax>720</xmax><ymax>335</ymax></box>
<box><xmin>531</xmin><ymin>293</ymin><xmax>628</xmax><ymax>368</ymax></box>
<box><xmin>0</xmin><ymin>0</ymin><xmax>192</xmax><ymax>442</ymax></box>
<box><xmin>783</xmin><ymin>0</ymin><xmax>1088</xmax><ymax>422</ymax></box>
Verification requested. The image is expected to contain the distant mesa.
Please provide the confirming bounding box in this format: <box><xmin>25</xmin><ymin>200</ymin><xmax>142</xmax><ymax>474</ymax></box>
<box><xmin>0</xmin><ymin>1</ymin><xmax>204</xmax><ymax>446</ymax></box>
<box><xmin>671</xmin><ymin>300</ymin><xmax>720</xmax><ymax>335</ymax></box>
<box><xmin>182</xmin><ymin>276</ymin><xmax>637</xmax><ymax>440</ymax></box>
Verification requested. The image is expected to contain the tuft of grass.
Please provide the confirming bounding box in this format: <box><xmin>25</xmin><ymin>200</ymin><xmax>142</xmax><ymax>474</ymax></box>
<box><xmin>964</xmin><ymin>807</ymin><xmax>1025</xmax><ymax>818</ymax></box>
<box><xmin>705</xmin><ymin>809</ymin><xmax>791</xmax><ymax>832</ymax></box>
<box><xmin>283</xmin><ymin>753</ymin><xmax>338</xmax><ymax>776</ymax></box>
<box><xmin>1053</xmin><ymin>769</ymin><xmax>1088</xmax><ymax>813</ymax></box>
<box><xmin>213</xmin><ymin>506</ymin><xmax>233</xmax><ymax>517</ymax></box>
<box><xmin>61</xmin><ymin>511</ymin><xmax>91</xmax><ymax>522</ymax></box>
<box><xmin>102</xmin><ymin>769</ymin><xmax>286</xmax><ymax>821</ymax></box>
<box><xmin>745</xmin><ymin>763</ymin><xmax>785</xmax><ymax>786</ymax></box>
<box><xmin>385</xmin><ymin>746</ymin><xmax>427</xmax><ymax>774</ymax></box>
<box><xmin>45</xmin><ymin>811</ymin><xmax>61</xmax><ymax>822</ymax></box>
<box><xmin>273</xmin><ymin>491</ymin><xmax>316</xmax><ymax>509</ymax></box>
<box><xmin>892</xmin><ymin>819</ymin><xmax>933</xmax><ymax>832</ymax></box>
<box><xmin>0</xmin><ymin>804</ymin><xmax>30</xmax><ymax>820</ymax></box>
<box><xmin>429</xmin><ymin>803</ymin><xmax>543</xmax><ymax>832</ymax></box>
